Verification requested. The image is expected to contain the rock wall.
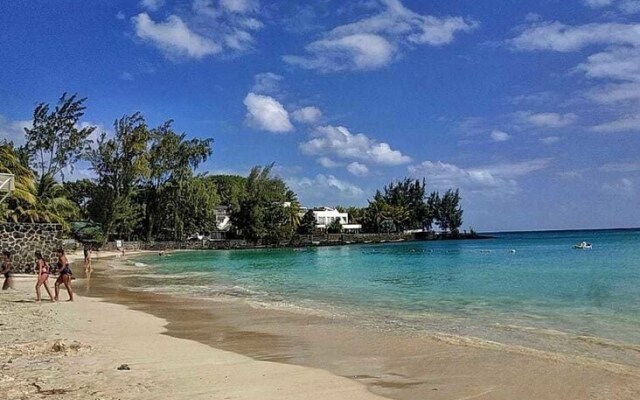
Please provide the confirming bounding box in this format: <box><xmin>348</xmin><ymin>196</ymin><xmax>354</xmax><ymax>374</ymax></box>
<box><xmin>0</xmin><ymin>224</ymin><xmax>63</xmax><ymax>273</ymax></box>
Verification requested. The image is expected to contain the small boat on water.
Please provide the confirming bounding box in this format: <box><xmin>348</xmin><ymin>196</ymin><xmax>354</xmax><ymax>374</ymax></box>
<box><xmin>574</xmin><ymin>241</ymin><xmax>592</xmax><ymax>250</ymax></box>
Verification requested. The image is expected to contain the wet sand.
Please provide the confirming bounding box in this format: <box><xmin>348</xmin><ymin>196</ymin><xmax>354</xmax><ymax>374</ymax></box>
<box><xmin>78</xmin><ymin>256</ymin><xmax>640</xmax><ymax>400</ymax></box>
<box><xmin>0</xmin><ymin>276</ymin><xmax>388</xmax><ymax>399</ymax></box>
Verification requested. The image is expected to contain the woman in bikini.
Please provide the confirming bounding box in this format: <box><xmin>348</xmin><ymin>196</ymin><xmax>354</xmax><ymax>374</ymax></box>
<box><xmin>54</xmin><ymin>248</ymin><xmax>74</xmax><ymax>302</ymax></box>
<box><xmin>35</xmin><ymin>251</ymin><xmax>55</xmax><ymax>302</ymax></box>
<box><xmin>1</xmin><ymin>251</ymin><xmax>14</xmax><ymax>290</ymax></box>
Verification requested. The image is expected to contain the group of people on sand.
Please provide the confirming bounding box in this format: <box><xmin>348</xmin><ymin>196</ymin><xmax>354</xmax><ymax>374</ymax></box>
<box><xmin>35</xmin><ymin>249</ymin><xmax>75</xmax><ymax>302</ymax></box>
<box><xmin>1</xmin><ymin>248</ymin><xmax>75</xmax><ymax>302</ymax></box>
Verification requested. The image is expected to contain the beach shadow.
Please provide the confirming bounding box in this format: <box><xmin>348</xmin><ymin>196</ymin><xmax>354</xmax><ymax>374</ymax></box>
<box><xmin>11</xmin><ymin>299</ymin><xmax>36</xmax><ymax>303</ymax></box>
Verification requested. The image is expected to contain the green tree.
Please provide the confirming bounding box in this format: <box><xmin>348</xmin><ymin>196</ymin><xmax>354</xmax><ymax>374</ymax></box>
<box><xmin>88</xmin><ymin>113</ymin><xmax>151</xmax><ymax>240</ymax></box>
<box><xmin>33</xmin><ymin>173</ymin><xmax>79</xmax><ymax>229</ymax></box>
<box><xmin>0</xmin><ymin>141</ymin><xmax>38</xmax><ymax>222</ymax></box>
<box><xmin>388</xmin><ymin>204</ymin><xmax>410</xmax><ymax>232</ymax></box>
<box><xmin>1</xmin><ymin>141</ymin><xmax>78</xmax><ymax>228</ymax></box>
<box><xmin>377</xmin><ymin>178</ymin><xmax>428</xmax><ymax>230</ymax></box>
<box><xmin>209</xmin><ymin>175</ymin><xmax>246</xmax><ymax>209</ymax></box>
<box><xmin>71</xmin><ymin>222</ymin><xmax>106</xmax><ymax>245</ymax></box>
<box><xmin>24</xmin><ymin>93</ymin><xmax>95</xmax><ymax>184</ymax></box>
<box><xmin>345</xmin><ymin>206</ymin><xmax>364</xmax><ymax>225</ymax></box>
<box><xmin>231</xmin><ymin>164</ymin><xmax>294</xmax><ymax>244</ymax></box>
<box><xmin>284</xmin><ymin>189</ymin><xmax>301</xmax><ymax>230</ymax></box>
<box><xmin>362</xmin><ymin>178</ymin><xmax>430</xmax><ymax>233</ymax></box>
<box><xmin>143</xmin><ymin>123</ymin><xmax>213</xmax><ymax>240</ymax></box>
<box><xmin>179</xmin><ymin>175</ymin><xmax>219</xmax><ymax>237</ymax></box>
<box><xmin>298</xmin><ymin>209</ymin><xmax>316</xmax><ymax>234</ymax></box>
<box><xmin>424</xmin><ymin>191</ymin><xmax>440</xmax><ymax>231</ymax></box>
<box><xmin>263</xmin><ymin>202</ymin><xmax>292</xmax><ymax>244</ymax></box>
<box><xmin>363</xmin><ymin>198</ymin><xmax>388</xmax><ymax>233</ymax></box>
<box><xmin>63</xmin><ymin>179</ymin><xmax>96</xmax><ymax>219</ymax></box>
<box><xmin>437</xmin><ymin>189</ymin><xmax>463</xmax><ymax>234</ymax></box>
<box><xmin>327</xmin><ymin>219</ymin><xmax>342</xmax><ymax>233</ymax></box>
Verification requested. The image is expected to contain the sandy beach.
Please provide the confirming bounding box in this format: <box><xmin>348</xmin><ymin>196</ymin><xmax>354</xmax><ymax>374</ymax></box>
<box><xmin>1</xmin><ymin>255</ymin><xmax>639</xmax><ymax>400</ymax></box>
<box><xmin>0</xmin><ymin>276</ymin><xmax>389</xmax><ymax>399</ymax></box>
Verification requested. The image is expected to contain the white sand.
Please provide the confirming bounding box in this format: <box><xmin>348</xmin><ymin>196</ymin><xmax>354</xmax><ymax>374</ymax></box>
<box><xmin>0</xmin><ymin>278</ymin><xmax>387</xmax><ymax>400</ymax></box>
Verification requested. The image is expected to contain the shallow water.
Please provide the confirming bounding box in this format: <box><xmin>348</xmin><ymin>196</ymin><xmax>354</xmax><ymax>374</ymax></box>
<box><xmin>124</xmin><ymin>229</ymin><xmax>640</xmax><ymax>365</ymax></box>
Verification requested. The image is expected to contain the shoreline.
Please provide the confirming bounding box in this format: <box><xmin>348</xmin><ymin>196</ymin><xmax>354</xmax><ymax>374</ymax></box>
<box><xmin>75</xmin><ymin>256</ymin><xmax>640</xmax><ymax>399</ymax></box>
<box><xmin>0</xmin><ymin>275</ymin><xmax>388</xmax><ymax>400</ymax></box>
<box><xmin>123</xmin><ymin>232</ymin><xmax>492</xmax><ymax>254</ymax></box>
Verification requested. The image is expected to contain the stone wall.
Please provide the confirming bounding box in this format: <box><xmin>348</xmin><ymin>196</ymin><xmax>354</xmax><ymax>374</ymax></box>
<box><xmin>0</xmin><ymin>223</ymin><xmax>63</xmax><ymax>273</ymax></box>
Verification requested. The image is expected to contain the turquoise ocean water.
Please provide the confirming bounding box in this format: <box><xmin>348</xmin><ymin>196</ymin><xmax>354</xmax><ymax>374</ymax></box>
<box><xmin>125</xmin><ymin>229</ymin><xmax>640</xmax><ymax>364</ymax></box>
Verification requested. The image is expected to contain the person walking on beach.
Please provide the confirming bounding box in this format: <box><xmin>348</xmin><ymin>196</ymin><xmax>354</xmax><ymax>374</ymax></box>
<box><xmin>1</xmin><ymin>251</ymin><xmax>14</xmax><ymax>290</ymax></box>
<box><xmin>35</xmin><ymin>251</ymin><xmax>54</xmax><ymax>302</ymax></box>
<box><xmin>54</xmin><ymin>248</ymin><xmax>74</xmax><ymax>302</ymax></box>
<box><xmin>83</xmin><ymin>245</ymin><xmax>92</xmax><ymax>275</ymax></box>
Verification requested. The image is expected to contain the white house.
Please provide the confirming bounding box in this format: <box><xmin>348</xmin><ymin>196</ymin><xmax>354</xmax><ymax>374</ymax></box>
<box><xmin>303</xmin><ymin>207</ymin><xmax>362</xmax><ymax>232</ymax></box>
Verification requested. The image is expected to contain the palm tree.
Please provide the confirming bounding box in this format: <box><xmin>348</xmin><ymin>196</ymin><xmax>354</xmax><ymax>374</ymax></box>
<box><xmin>284</xmin><ymin>189</ymin><xmax>301</xmax><ymax>230</ymax></box>
<box><xmin>0</xmin><ymin>143</ymin><xmax>38</xmax><ymax>221</ymax></box>
<box><xmin>33</xmin><ymin>173</ymin><xmax>79</xmax><ymax>228</ymax></box>
<box><xmin>389</xmin><ymin>205</ymin><xmax>410</xmax><ymax>233</ymax></box>
<box><xmin>364</xmin><ymin>200</ymin><xmax>388</xmax><ymax>233</ymax></box>
<box><xmin>1</xmin><ymin>142</ymin><xmax>77</xmax><ymax>227</ymax></box>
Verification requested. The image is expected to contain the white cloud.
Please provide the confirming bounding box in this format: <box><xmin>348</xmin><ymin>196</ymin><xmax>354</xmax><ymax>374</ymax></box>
<box><xmin>0</xmin><ymin>116</ymin><xmax>31</xmax><ymax>145</ymax></box>
<box><xmin>284</xmin><ymin>34</ymin><xmax>395</xmax><ymax>72</ymax></box>
<box><xmin>408</xmin><ymin>159</ymin><xmax>550</xmax><ymax>197</ymax></box>
<box><xmin>317</xmin><ymin>157</ymin><xmax>341</xmax><ymax>168</ymax></box>
<box><xmin>583</xmin><ymin>0</ymin><xmax>640</xmax><ymax>14</ymax></box>
<box><xmin>133</xmin><ymin>13</ymin><xmax>221</xmax><ymax>59</ymax></box>
<box><xmin>583</xmin><ymin>0</ymin><xmax>614</xmax><ymax>8</ymax></box>
<box><xmin>300</xmin><ymin>125</ymin><xmax>411</xmax><ymax>166</ymax></box>
<box><xmin>540</xmin><ymin>136</ymin><xmax>561</xmax><ymax>144</ymax></box>
<box><xmin>518</xmin><ymin>111</ymin><xmax>577</xmax><ymax>128</ymax></box>
<box><xmin>191</xmin><ymin>0</ymin><xmax>264</xmax><ymax>49</ymax></box>
<box><xmin>140</xmin><ymin>0</ymin><xmax>164</xmax><ymax>11</ymax></box>
<box><xmin>286</xmin><ymin>174</ymin><xmax>365</xmax><ymax>204</ymax></box>
<box><xmin>587</xmin><ymin>82</ymin><xmax>640</xmax><ymax>104</ymax></box>
<box><xmin>219</xmin><ymin>0</ymin><xmax>257</xmax><ymax>13</ymax></box>
<box><xmin>578</xmin><ymin>47</ymin><xmax>640</xmax><ymax>82</ymax></box>
<box><xmin>591</xmin><ymin>114</ymin><xmax>640</xmax><ymax>132</ymax></box>
<box><xmin>292</xmin><ymin>106</ymin><xmax>322</xmax><ymax>124</ymax></box>
<box><xmin>509</xmin><ymin>22</ymin><xmax>640</xmax><ymax>52</ymax></box>
<box><xmin>328</xmin><ymin>0</ymin><xmax>476</xmax><ymax>46</ymax></box>
<box><xmin>120</xmin><ymin>72</ymin><xmax>134</xmax><ymax>81</ymax></box>
<box><xmin>509</xmin><ymin>19</ymin><xmax>640</xmax><ymax>129</ymax></box>
<box><xmin>490</xmin><ymin>130</ymin><xmax>510</xmax><ymax>142</ymax></box>
<box><xmin>284</xmin><ymin>0</ymin><xmax>476</xmax><ymax>72</ymax></box>
<box><xmin>133</xmin><ymin>1</ymin><xmax>263</xmax><ymax>59</ymax></box>
<box><xmin>243</xmin><ymin>92</ymin><xmax>294</xmax><ymax>133</ymax></box>
<box><xmin>346</xmin><ymin>162</ymin><xmax>370</xmax><ymax>176</ymax></box>
<box><xmin>116</xmin><ymin>11</ymin><xmax>126</xmax><ymax>20</ymax></box>
<box><xmin>251</xmin><ymin>72</ymin><xmax>284</xmax><ymax>95</ymax></box>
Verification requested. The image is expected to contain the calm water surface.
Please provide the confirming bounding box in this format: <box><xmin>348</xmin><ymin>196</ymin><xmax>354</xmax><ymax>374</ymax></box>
<box><xmin>124</xmin><ymin>229</ymin><xmax>640</xmax><ymax>362</ymax></box>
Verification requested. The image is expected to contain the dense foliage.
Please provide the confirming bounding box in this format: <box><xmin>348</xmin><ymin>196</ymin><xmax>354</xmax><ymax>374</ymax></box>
<box><xmin>1</xmin><ymin>93</ymin><xmax>467</xmax><ymax>245</ymax></box>
<box><xmin>230</xmin><ymin>164</ymin><xmax>300</xmax><ymax>244</ymax></box>
<box><xmin>343</xmin><ymin>178</ymin><xmax>464</xmax><ymax>235</ymax></box>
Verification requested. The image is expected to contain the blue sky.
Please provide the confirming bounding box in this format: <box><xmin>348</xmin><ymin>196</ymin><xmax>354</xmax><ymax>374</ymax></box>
<box><xmin>1</xmin><ymin>0</ymin><xmax>640</xmax><ymax>231</ymax></box>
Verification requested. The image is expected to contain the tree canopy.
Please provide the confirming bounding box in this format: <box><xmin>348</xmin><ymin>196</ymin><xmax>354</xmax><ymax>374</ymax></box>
<box><xmin>1</xmin><ymin>92</ymin><xmax>468</xmax><ymax>245</ymax></box>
